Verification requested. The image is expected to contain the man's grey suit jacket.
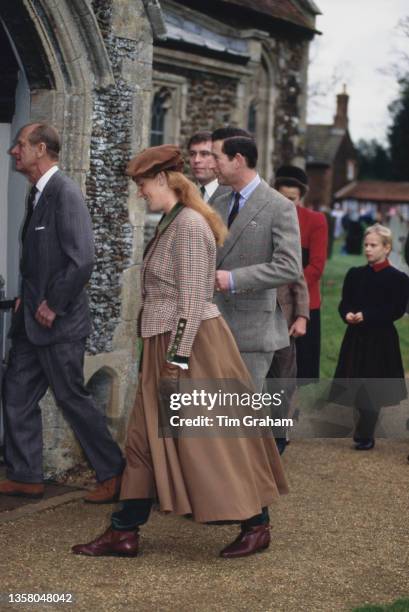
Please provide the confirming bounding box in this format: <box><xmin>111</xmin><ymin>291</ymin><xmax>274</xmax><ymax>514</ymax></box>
<box><xmin>11</xmin><ymin>170</ymin><xmax>95</xmax><ymax>346</ymax></box>
<box><xmin>207</xmin><ymin>184</ymin><xmax>230</xmax><ymax>205</ymax></box>
<box><xmin>212</xmin><ymin>179</ymin><xmax>302</xmax><ymax>354</ymax></box>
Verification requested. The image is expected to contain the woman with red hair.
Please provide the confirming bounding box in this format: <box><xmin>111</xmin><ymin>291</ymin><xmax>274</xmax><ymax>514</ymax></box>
<box><xmin>72</xmin><ymin>145</ymin><xmax>288</xmax><ymax>559</ymax></box>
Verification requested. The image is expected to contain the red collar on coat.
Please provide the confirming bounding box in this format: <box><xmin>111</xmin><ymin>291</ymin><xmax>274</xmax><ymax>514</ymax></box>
<box><xmin>371</xmin><ymin>259</ymin><xmax>390</xmax><ymax>272</ymax></box>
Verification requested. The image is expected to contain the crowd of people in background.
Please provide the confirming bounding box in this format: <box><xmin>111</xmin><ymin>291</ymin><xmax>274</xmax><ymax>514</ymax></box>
<box><xmin>335</xmin><ymin>204</ymin><xmax>409</xmax><ymax>261</ymax></box>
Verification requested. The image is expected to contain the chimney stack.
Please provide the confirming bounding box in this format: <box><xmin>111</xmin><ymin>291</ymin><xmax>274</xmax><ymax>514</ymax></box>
<box><xmin>333</xmin><ymin>84</ymin><xmax>349</xmax><ymax>130</ymax></box>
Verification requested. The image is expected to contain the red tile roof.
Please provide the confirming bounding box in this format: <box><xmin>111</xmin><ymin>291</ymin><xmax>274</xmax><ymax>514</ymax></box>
<box><xmin>335</xmin><ymin>181</ymin><xmax>409</xmax><ymax>204</ymax></box>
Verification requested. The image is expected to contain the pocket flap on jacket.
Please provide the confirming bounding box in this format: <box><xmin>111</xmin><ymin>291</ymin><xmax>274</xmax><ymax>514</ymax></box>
<box><xmin>235</xmin><ymin>298</ymin><xmax>274</xmax><ymax>312</ymax></box>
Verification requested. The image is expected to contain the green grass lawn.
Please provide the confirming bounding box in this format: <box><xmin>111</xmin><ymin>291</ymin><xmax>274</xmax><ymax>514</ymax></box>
<box><xmin>320</xmin><ymin>242</ymin><xmax>409</xmax><ymax>378</ymax></box>
<box><xmin>352</xmin><ymin>598</ymin><xmax>409</xmax><ymax>612</ymax></box>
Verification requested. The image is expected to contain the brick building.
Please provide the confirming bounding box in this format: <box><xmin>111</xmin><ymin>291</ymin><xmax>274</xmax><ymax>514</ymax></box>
<box><xmin>152</xmin><ymin>0</ymin><xmax>320</xmax><ymax>178</ymax></box>
<box><xmin>305</xmin><ymin>87</ymin><xmax>358</xmax><ymax>210</ymax></box>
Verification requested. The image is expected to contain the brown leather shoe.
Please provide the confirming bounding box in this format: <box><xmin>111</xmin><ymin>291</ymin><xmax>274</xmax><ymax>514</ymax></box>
<box><xmin>72</xmin><ymin>526</ymin><xmax>139</xmax><ymax>557</ymax></box>
<box><xmin>83</xmin><ymin>475</ymin><xmax>122</xmax><ymax>504</ymax></box>
<box><xmin>0</xmin><ymin>479</ymin><xmax>44</xmax><ymax>498</ymax></box>
<box><xmin>219</xmin><ymin>524</ymin><xmax>270</xmax><ymax>559</ymax></box>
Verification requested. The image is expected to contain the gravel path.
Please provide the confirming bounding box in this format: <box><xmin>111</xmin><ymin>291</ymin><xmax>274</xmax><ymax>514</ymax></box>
<box><xmin>1</xmin><ymin>439</ymin><xmax>408</xmax><ymax>612</ymax></box>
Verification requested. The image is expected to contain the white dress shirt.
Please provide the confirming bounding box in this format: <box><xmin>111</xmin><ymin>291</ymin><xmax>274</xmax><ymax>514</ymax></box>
<box><xmin>33</xmin><ymin>165</ymin><xmax>59</xmax><ymax>207</ymax></box>
<box><xmin>201</xmin><ymin>178</ymin><xmax>219</xmax><ymax>203</ymax></box>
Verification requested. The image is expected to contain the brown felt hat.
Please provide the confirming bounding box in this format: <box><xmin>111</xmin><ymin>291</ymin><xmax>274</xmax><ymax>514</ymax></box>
<box><xmin>126</xmin><ymin>144</ymin><xmax>184</xmax><ymax>180</ymax></box>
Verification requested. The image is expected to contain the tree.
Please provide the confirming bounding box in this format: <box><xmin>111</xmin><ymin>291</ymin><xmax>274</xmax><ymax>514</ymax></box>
<box><xmin>307</xmin><ymin>39</ymin><xmax>351</xmax><ymax>118</ymax></box>
<box><xmin>356</xmin><ymin>139</ymin><xmax>393</xmax><ymax>180</ymax></box>
<box><xmin>388</xmin><ymin>78</ymin><xmax>409</xmax><ymax>180</ymax></box>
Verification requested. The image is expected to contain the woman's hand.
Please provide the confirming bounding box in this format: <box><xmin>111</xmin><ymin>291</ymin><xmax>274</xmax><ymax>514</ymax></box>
<box><xmin>161</xmin><ymin>362</ymin><xmax>180</xmax><ymax>380</ymax></box>
<box><xmin>158</xmin><ymin>362</ymin><xmax>180</xmax><ymax>410</ymax></box>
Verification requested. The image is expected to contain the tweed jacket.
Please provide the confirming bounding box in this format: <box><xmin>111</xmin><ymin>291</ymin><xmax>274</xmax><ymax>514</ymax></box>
<box><xmin>10</xmin><ymin>171</ymin><xmax>94</xmax><ymax>345</ymax></box>
<box><xmin>277</xmin><ymin>277</ymin><xmax>310</xmax><ymax>327</ymax></box>
<box><xmin>140</xmin><ymin>203</ymin><xmax>220</xmax><ymax>360</ymax></box>
<box><xmin>212</xmin><ymin>179</ymin><xmax>302</xmax><ymax>354</ymax></box>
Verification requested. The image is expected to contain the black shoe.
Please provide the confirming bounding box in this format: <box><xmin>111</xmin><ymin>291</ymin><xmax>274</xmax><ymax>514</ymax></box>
<box><xmin>275</xmin><ymin>438</ymin><xmax>288</xmax><ymax>455</ymax></box>
<box><xmin>355</xmin><ymin>439</ymin><xmax>375</xmax><ymax>451</ymax></box>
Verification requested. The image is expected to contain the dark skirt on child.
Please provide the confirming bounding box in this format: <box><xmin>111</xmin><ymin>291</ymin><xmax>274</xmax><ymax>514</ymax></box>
<box><xmin>330</xmin><ymin>263</ymin><xmax>409</xmax><ymax>413</ymax></box>
<box><xmin>331</xmin><ymin>323</ymin><xmax>407</xmax><ymax>408</ymax></box>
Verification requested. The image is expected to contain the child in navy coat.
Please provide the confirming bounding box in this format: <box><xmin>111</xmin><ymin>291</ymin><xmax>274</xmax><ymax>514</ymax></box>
<box><xmin>333</xmin><ymin>224</ymin><xmax>409</xmax><ymax>450</ymax></box>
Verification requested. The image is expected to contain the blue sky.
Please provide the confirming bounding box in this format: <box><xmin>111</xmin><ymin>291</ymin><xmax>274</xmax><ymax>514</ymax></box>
<box><xmin>307</xmin><ymin>0</ymin><xmax>409</xmax><ymax>144</ymax></box>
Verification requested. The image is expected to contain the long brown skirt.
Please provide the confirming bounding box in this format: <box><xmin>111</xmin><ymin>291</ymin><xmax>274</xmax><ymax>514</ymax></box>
<box><xmin>120</xmin><ymin>316</ymin><xmax>289</xmax><ymax>522</ymax></box>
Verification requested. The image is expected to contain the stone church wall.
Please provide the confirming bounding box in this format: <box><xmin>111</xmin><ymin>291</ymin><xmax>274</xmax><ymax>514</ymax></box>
<box><xmin>0</xmin><ymin>0</ymin><xmax>154</xmax><ymax>477</ymax></box>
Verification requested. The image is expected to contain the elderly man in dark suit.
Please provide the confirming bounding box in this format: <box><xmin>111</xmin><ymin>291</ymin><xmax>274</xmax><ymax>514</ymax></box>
<box><xmin>0</xmin><ymin>123</ymin><xmax>124</xmax><ymax>501</ymax></box>
<box><xmin>211</xmin><ymin>128</ymin><xmax>302</xmax><ymax>391</ymax></box>
<box><xmin>187</xmin><ymin>131</ymin><xmax>230</xmax><ymax>204</ymax></box>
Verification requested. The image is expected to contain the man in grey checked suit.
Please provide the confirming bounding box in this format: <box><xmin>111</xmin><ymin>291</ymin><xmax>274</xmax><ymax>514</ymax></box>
<box><xmin>211</xmin><ymin>128</ymin><xmax>302</xmax><ymax>390</ymax></box>
<box><xmin>187</xmin><ymin>131</ymin><xmax>230</xmax><ymax>203</ymax></box>
<box><xmin>0</xmin><ymin>123</ymin><xmax>124</xmax><ymax>501</ymax></box>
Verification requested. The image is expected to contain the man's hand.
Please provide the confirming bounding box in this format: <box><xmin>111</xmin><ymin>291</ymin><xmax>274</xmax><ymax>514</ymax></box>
<box><xmin>35</xmin><ymin>300</ymin><xmax>57</xmax><ymax>328</ymax></box>
<box><xmin>289</xmin><ymin>316</ymin><xmax>307</xmax><ymax>338</ymax></box>
<box><xmin>345</xmin><ymin>311</ymin><xmax>364</xmax><ymax>324</ymax></box>
<box><xmin>215</xmin><ymin>270</ymin><xmax>231</xmax><ymax>293</ymax></box>
<box><xmin>14</xmin><ymin>298</ymin><xmax>21</xmax><ymax>313</ymax></box>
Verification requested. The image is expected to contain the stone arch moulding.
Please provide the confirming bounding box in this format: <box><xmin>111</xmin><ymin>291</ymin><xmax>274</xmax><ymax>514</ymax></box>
<box><xmin>83</xmin><ymin>350</ymin><xmax>134</xmax><ymax>442</ymax></box>
<box><xmin>84</xmin><ymin>351</ymin><xmax>133</xmax><ymax>413</ymax></box>
<box><xmin>85</xmin><ymin>365</ymin><xmax>128</xmax><ymax>442</ymax></box>
<box><xmin>86</xmin><ymin>366</ymin><xmax>118</xmax><ymax>419</ymax></box>
<box><xmin>0</xmin><ymin>0</ymin><xmax>114</xmax><ymax>187</ymax></box>
<box><xmin>256</xmin><ymin>46</ymin><xmax>276</xmax><ymax>182</ymax></box>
